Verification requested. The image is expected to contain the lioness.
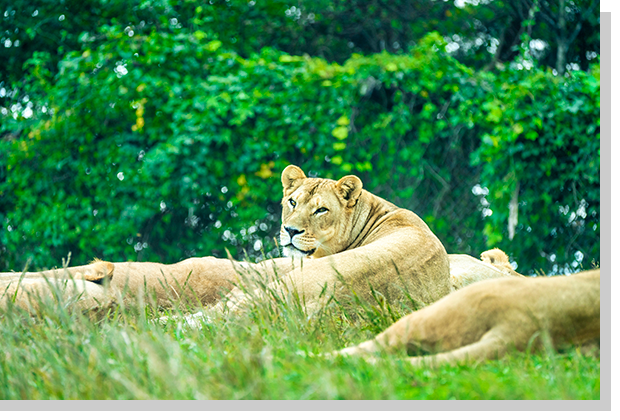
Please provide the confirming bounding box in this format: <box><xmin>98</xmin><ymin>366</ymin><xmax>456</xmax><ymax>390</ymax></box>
<box><xmin>448</xmin><ymin>248</ymin><xmax>524</xmax><ymax>291</ymax></box>
<box><xmin>332</xmin><ymin>269</ymin><xmax>600</xmax><ymax>367</ymax></box>
<box><xmin>0</xmin><ymin>257</ymin><xmax>269</xmax><ymax>313</ymax></box>
<box><xmin>0</xmin><ymin>263</ymin><xmax>115</xmax><ymax>314</ymax></box>
<box><xmin>221</xmin><ymin>164</ymin><xmax>454</xmax><ymax>312</ymax></box>
<box><xmin>1</xmin><ymin>165</ymin><xmax>454</xmax><ymax>314</ymax></box>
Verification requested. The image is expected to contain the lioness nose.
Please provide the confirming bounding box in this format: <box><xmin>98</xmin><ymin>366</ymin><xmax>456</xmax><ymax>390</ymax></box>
<box><xmin>285</xmin><ymin>226</ymin><xmax>304</xmax><ymax>238</ymax></box>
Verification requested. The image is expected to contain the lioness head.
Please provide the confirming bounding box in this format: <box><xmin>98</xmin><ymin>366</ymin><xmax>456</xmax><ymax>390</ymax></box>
<box><xmin>279</xmin><ymin>165</ymin><xmax>363</xmax><ymax>259</ymax></box>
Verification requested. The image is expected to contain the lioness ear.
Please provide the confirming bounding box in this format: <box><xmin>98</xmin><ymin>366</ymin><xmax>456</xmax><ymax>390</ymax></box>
<box><xmin>336</xmin><ymin>175</ymin><xmax>363</xmax><ymax>207</ymax></box>
<box><xmin>281</xmin><ymin>165</ymin><xmax>307</xmax><ymax>193</ymax></box>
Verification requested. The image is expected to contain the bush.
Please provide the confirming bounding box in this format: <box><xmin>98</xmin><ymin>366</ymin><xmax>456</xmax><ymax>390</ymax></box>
<box><xmin>0</xmin><ymin>24</ymin><xmax>599</xmax><ymax>274</ymax></box>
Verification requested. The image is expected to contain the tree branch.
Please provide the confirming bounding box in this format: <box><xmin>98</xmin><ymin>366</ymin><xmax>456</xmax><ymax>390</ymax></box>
<box><xmin>566</xmin><ymin>0</ymin><xmax>599</xmax><ymax>46</ymax></box>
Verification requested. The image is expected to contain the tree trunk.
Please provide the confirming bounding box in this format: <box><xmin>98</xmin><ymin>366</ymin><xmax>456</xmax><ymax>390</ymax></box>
<box><xmin>556</xmin><ymin>0</ymin><xmax>567</xmax><ymax>75</ymax></box>
<box><xmin>556</xmin><ymin>41</ymin><xmax>567</xmax><ymax>75</ymax></box>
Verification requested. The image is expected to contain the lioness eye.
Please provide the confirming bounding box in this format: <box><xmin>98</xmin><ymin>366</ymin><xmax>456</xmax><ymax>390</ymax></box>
<box><xmin>314</xmin><ymin>207</ymin><xmax>328</xmax><ymax>215</ymax></box>
<box><xmin>289</xmin><ymin>198</ymin><xmax>296</xmax><ymax>207</ymax></box>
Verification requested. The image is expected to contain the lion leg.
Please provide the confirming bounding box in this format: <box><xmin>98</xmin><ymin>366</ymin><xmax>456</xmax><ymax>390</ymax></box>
<box><xmin>329</xmin><ymin>294</ymin><xmax>510</xmax><ymax>368</ymax></box>
<box><xmin>405</xmin><ymin>331</ymin><xmax>507</xmax><ymax>368</ymax></box>
<box><xmin>227</xmin><ymin>228</ymin><xmax>451</xmax><ymax>315</ymax></box>
<box><xmin>336</xmin><ymin>329</ymin><xmax>508</xmax><ymax>368</ymax></box>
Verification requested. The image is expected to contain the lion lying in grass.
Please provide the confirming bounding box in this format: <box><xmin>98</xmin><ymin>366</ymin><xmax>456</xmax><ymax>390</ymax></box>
<box><xmin>332</xmin><ymin>269</ymin><xmax>600</xmax><ymax>367</ymax></box>
<box><xmin>0</xmin><ymin>165</ymin><xmax>521</xmax><ymax>316</ymax></box>
<box><xmin>448</xmin><ymin>248</ymin><xmax>524</xmax><ymax>291</ymax></box>
<box><xmin>0</xmin><ymin>261</ymin><xmax>116</xmax><ymax>313</ymax></box>
<box><xmin>0</xmin><ymin>257</ymin><xmax>286</xmax><ymax>313</ymax></box>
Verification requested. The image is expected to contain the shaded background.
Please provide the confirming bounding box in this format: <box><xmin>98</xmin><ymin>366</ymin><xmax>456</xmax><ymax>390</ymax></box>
<box><xmin>0</xmin><ymin>0</ymin><xmax>600</xmax><ymax>275</ymax></box>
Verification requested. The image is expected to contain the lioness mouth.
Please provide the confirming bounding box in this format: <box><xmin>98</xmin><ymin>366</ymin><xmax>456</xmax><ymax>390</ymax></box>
<box><xmin>285</xmin><ymin>244</ymin><xmax>316</xmax><ymax>256</ymax></box>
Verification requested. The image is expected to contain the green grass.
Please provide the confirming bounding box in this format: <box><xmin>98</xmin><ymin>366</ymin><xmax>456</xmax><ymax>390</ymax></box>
<box><xmin>0</xmin><ymin>270</ymin><xmax>600</xmax><ymax>400</ymax></box>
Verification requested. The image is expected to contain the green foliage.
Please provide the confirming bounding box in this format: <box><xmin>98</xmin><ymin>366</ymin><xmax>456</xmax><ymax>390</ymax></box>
<box><xmin>0</xmin><ymin>2</ymin><xmax>600</xmax><ymax>275</ymax></box>
<box><xmin>471</xmin><ymin>63</ymin><xmax>600</xmax><ymax>273</ymax></box>
<box><xmin>1</xmin><ymin>0</ymin><xmax>600</xmax><ymax>88</ymax></box>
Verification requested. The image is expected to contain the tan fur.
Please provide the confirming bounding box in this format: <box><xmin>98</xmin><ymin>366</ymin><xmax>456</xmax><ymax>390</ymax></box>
<box><xmin>214</xmin><ymin>166</ymin><xmax>451</xmax><ymax>314</ymax></box>
<box><xmin>0</xmin><ymin>261</ymin><xmax>115</xmax><ymax>314</ymax></box>
<box><xmin>448</xmin><ymin>249</ymin><xmax>523</xmax><ymax>291</ymax></box>
<box><xmin>480</xmin><ymin>248</ymin><xmax>524</xmax><ymax>277</ymax></box>
<box><xmin>0</xmin><ymin>165</ymin><xmax>454</xmax><ymax>315</ymax></box>
<box><xmin>334</xmin><ymin>269</ymin><xmax>600</xmax><ymax>367</ymax></box>
<box><xmin>0</xmin><ymin>257</ymin><xmax>295</xmax><ymax>313</ymax></box>
<box><xmin>0</xmin><ymin>260</ymin><xmax>115</xmax><ymax>282</ymax></box>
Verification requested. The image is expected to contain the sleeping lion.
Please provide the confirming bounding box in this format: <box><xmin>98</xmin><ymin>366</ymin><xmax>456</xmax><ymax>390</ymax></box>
<box><xmin>1</xmin><ymin>165</ymin><xmax>520</xmax><ymax>315</ymax></box>
<box><xmin>331</xmin><ymin>269</ymin><xmax>600</xmax><ymax>366</ymax></box>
